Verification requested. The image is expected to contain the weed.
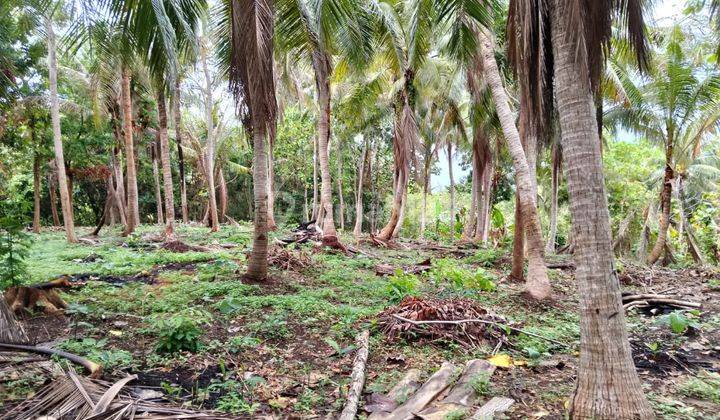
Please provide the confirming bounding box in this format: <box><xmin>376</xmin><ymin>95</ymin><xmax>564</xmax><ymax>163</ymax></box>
<box><xmin>465</xmin><ymin>248</ymin><xmax>502</xmax><ymax>268</ymax></box>
<box><xmin>469</xmin><ymin>372</ymin><xmax>493</xmax><ymax>396</ymax></box>
<box><xmin>149</xmin><ymin>309</ymin><xmax>211</xmax><ymax>353</ymax></box>
<box><xmin>216</xmin><ymin>393</ymin><xmax>260</xmax><ymax>415</ymax></box>
<box><xmin>58</xmin><ymin>338</ymin><xmax>133</xmax><ymax>369</ymax></box>
<box><xmin>249</xmin><ymin>311</ymin><xmax>291</xmax><ymax>340</ymax></box>
<box><xmin>428</xmin><ymin>258</ymin><xmax>496</xmax><ymax>292</ymax></box>
<box><xmin>386</xmin><ymin>269</ymin><xmax>420</xmax><ymax>303</ymax></box>
<box><xmin>228</xmin><ymin>335</ymin><xmax>261</xmax><ymax>353</ymax></box>
<box><xmin>295</xmin><ymin>389</ymin><xmax>323</xmax><ymax>412</ymax></box>
<box><xmin>678</xmin><ymin>371</ymin><xmax>720</xmax><ymax>404</ymax></box>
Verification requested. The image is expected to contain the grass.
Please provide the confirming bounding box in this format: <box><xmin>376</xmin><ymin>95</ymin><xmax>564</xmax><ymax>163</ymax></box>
<box><xmin>6</xmin><ymin>224</ymin><xmax>718</xmax><ymax>419</ymax></box>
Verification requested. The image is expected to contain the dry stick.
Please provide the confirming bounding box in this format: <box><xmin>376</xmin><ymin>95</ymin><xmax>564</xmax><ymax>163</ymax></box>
<box><xmin>0</xmin><ymin>342</ymin><xmax>102</xmax><ymax>377</ymax></box>
<box><xmin>391</xmin><ymin>314</ymin><xmax>569</xmax><ymax>348</ymax></box>
<box><xmin>338</xmin><ymin>330</ymin><xmax>370</xmax><ymax>420</ymax></box>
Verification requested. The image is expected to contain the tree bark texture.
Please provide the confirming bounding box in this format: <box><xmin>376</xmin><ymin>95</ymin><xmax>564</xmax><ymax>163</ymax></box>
<box><xmin>121</xmin><ymin>67</ymin><xmax>139</xmax><ymax>235</ymax></box>
<box><xmin>156</xmin><ymin>89</ymin><xmax>176</xmax><ymax>239</ymax></box>
<box><xmin>173</xmin><ymin>80</ymin><xmax>189</xmax><ymax>223</ymax></box>
<box><xmin>646</xmin><ymin>136</ymin><xmax>674</xmax><ymax>265</ymax></box>
<box><xmin>312</xmin><ymin>50</ymin><xmax>337</xmax><ymax>236</ymax></box>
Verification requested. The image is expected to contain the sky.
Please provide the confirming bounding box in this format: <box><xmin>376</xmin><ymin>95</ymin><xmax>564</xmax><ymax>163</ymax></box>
<box><xmin>431</xmin><ymin>0</ymin><xmax>687</xmax><ymax>192</ymax></box>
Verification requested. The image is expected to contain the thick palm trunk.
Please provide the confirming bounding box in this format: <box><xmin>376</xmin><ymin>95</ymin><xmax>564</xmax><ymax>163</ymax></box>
<box><xmin>156</xmin><ymin>89</ymin><xmax>176</xmax><ymax>239</ymax></box>
<box><xmin>173</xmin><ymin>80</ymin><xmax>189</xmax><ymax>223</ymax></box>
<box><xmin>201</xmin><ymin>45</ymin><xmax>220</xmax><ymax>232</ymax></box>
<box><xmin>447</xmin><ymin>141</ymin><xmax>455</xmax><ymax>240</ymax></box>
<box><xmin>313</xmin><ymin>51</ymin><xmax>337</xmax><ymax>237</ymax></box>
<box><xmin>151</xmin><ymin>138</ymin><xmax>165</xmax><ymax>225</ymax></box>
<box><xmin>354</xmin><ymin>139</ymin><xmax>368</xmax><ymax>237</ymax></box>
<box><xmin>379</xmin><ymin>99</ymin><xmax>414</xmax><ymax>241</ymax></box>
<box><xmin>510</xmin><ymin>194</ymin><xmax>525</xmax><ymax>279</ymax></box>
<box><xmin>33</xmin><ymin>151</ymin><xmax>41</xmax><ymax>234</ymax></box>
<box><xmin>478</xmin><ymin>31</ymin><xmax>549</xmax><ymax>299</ymax></box>
<box><xmin>246</xmin><ymin>127</ymin><xmax>270</xmax><ymax>281</ymax></box>
<box><xmin>267</xmin><ymin>147</ymin><xmax>277</xmax><ymax>229</ymax></box>
<box><xmin>46</xmin><ymin>16</ymin><xmax>77</xmax><ymax>244</ymax></box>
<box><xmin>121</xmin><ymin>67</ymin><xmax>139</xmax><ymax>235</ymax></box>
<box><xmin>110</xmin><ymin>147</ymin><xmax>127</xmax><ymax>227</ymax></box>
<box><xmin>545</xmin><ymin>143</ymin><xmax>561</xmax><ymax>254</ymax></box>
<box><xmin>646</xmin><ymin>138</ymin><xmax>674</xmax><ymax>264</ymax></box>
<box><xmin>551</xmin><ymin>2</ymin><xmax>653</xmax><ymax>417</ymax></box>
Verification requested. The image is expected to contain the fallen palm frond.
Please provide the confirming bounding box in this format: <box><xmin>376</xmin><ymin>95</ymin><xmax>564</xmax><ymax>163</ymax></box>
<box><xmin>5</xmin><ymin>369</ymin><xmax>232</xmax><ymax>419</ymax></box>
<box><xmin>375</xmin><ymin>258</ymin><xmax>432</xmax><ymax>276</ymax></box>
<box><xmin>378</xmin><ymin>297</ymin><xmax>510</xmax><ymax>348</ymax></box>
<box><xmin>0</xmin><ymin>343</ymin><xmax>102</xmax><ymax>377</ymax></box>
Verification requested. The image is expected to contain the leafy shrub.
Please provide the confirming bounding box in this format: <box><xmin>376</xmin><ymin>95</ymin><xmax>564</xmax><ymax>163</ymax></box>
<box><xmin>150</xmin><ymin>309</ymin><xmax>211</xmax><ymax>353</ymax></box>
<box><xmin>58</xmin><ymin>338</ymin><xmax>133</xmax><ymax>369</ymax></box>
<box><xmin>0</xmin><ymin>201</ymin><xmax>32</xmax><ymax>289</ymax></box>
<box><xmin>429</xmin><ymin>259</ymin><xmax>496</xmax><ymax>292</ymax></box>
<box><xmin>465</xmin><ymin>248</ymin><xmax>502</xmax><ymax>268</ymax></box>
<box><xmin>385</xmin><ymin>269</ymin><xmax>420</xmax><ymax>303</ymax></box>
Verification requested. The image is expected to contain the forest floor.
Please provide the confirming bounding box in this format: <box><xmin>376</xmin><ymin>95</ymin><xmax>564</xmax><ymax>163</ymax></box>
<box><xmin>1</xmin><ymin>224</ymin><xmax>719</xmax><ymax>419</ymax></box>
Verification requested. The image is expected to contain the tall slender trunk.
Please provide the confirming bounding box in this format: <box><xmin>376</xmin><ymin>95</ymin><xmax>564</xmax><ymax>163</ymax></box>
<box><xmin>379</xmin><ymin>95</ymin><xmax>414</xmax><ymax>241</ymax></box>
<box><xmin>48</xmin><ymin>169</ymin><xmax>60</xmax><ymax>226</ymax></box>
<box><xmin>201</xmin><ymin>43</ymin><xmax>220</xmax><ymax>232</ymax></box>
<box><xmin>462</xmin><ymin>154</ymin><xmax>479</xmax><ymax>240</ymax></box>
<box><xmin>551</xmin><ymin>2</ymin><xmax>653</xmax><ymax>417</ymax></box>
<box><xmin>478</xmin><ymin>160</ymin><xmax>493</xmax><ymax>244</ymax></box>
<box><xmin>173</xmin><ymin>79</ymin><xmax>189</xmax><ymax>223</ymax></box>
<box><xmin>246</xmin><ymin>126</ymin><xmax>270</xmax><ymax>281</ymax></box>
<box><xmin>646</xmin><ymin>134</ymin><xmax>674</xmax><ymax>264</ymax></box>
<box><xmin>678</xmin><ymin>178</ymin><xmax>704</xmax><ymax>265</ymax></box>
<box><xmin>478</xmin><ymin>31</ymin><xmax>550</xmax><ymax>299</ymax></box>
<box><xmin>218</xmin><ymin>168</ymin><xmax>228</xmax><ymax>221</ymax></box>
<box><xmin>110</xmin><ymin>147</ymin><xmax>127</xmax><ymax>227</ymax></box>
<box><xmin>337</xmin><ymin>139</ymin><xmax>345</xmax><ymax>231</ymax></box>
<box><xmin>370</xmin><ymin>146</ymin><xmax>377</xmax><ymax>233</ymax></box>
<box><xmin>313</xmin><ymin>51</ymin><xmax>337</xmax><ymax>237</ymax></box>
<box><xmin>156</xmin><ymin>89</ymin><xmax>176</xmax><ymax>239</ymax></box>
<box><xmin>312</xmin><ymin>135</ymin><xmax>319</xmax><ymax>220</ymax></box>
<box><xmin>354</xmin><ymin>138</ymin><xmax>368</xmax><ymax>237</ymax></box>
<box><xmin>545</xmin><ymin>142</ymin><xmax>561</xmax><ymax>254</ymax></box>
<box><xmin>510</xmin><ymin>194</ymin><xmax>525</xmax><ymax>279</ymax></box>
<box><xmin>421</xmin><ymin>150</ymin><xmax>432</xmax><ymax>237</ymax></box>
<box><xmin>447</xmin><ymin>141</ymin><xmax>455</xmax><ymax>240</ymax></box>
<box><xmin>121</xmin><ymin>67</ymin><xmax>139</xmax><ymax>235</ymax></box>
<box><xmin>108</xmin><ymin>153</ymin><xmax>127</xmax><ymax>228</ymax></box>
<box><xmin>151</xmin><ymin>138</ymin><xmax>165</xmax><ymax>225</ymax></box>
<box><xmin>32</xmin><ymin>151</ymin><xmax>41</xmax><ymax>234</ymax></box>
<box><xmin>304</xmin><ymin>184</ymin><xmax>310</xmax><ymax>222</ymax></box>
<box><xmin>46</xmin><ymin>16</ymin><xmax>77</xmax><ymax>243</ymax></box>
<box><xmin>267</xmin><ymin>146</ymin><xmax>277</xmax><ymax>229</ymax></box>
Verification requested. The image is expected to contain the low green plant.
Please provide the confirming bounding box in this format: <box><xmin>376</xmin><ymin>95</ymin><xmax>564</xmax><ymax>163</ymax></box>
<box><xmin>429</xmin><ymin>259</ymin><xmax>496</xmax><ymax>292</ymax></box>
<box><xmin>150</xmin><ymin>309</ymin><xmax>211</xmax><ymax>353</ymax></box>
<box><xmin>465</xmin><ymin>248</ymin><xmax>502</xmax><ymax>268</ymax></box>
<box><xmin>469</xmin><ymin>372</ymin><xmax>492</xmax><ymax>396</ymax></box>
<box><xmin>662</xmin><ymin>311</ymin><xmax>700</xmax><ymax>334</ymax></box>
<box><xmin>295</xmin><ymin>389</ymin><xmax>323</xmax><ymax>412</ymax></box>
<box><xmin>216</xmin><ymin>393</ymin><xmax>260</xmax><ymax>415</ymax></box>
<box><xmin>58</xmin><ymin>338</ymin><xmax>133</xmax><ymax>369</ymax></box>
<box><xmin>249</xmin><ymin>311</ymin><xmax>291</xmax><ymax>340</ymax></box>
<box><xmin>0</xmin><ymin>201</ymin><xmax>32</xmax><ymax>289</ymax></box>
<box><xmin>385</xmin><ymin>269</ymin><xmax>420</xmax><ymax>303</ymax></box>
<box><xmin>678</xmin><ymin>371</ymin><xmax>720</xmax><ymax>404</ymax></box>
<box><xmin>228</xmin><ymin>335</ymin><xmax>261</xmax><ymax>352</ymax></box>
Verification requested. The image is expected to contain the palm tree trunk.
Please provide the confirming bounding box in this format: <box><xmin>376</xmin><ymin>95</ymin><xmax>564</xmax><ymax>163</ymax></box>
<box><xmin>479</xmin><ymin>162</ymin><xmax>493</xmax><ymax>244</ymax></box>
<box><xmin>479</xmin><ymin>31</ymin><xmax>549</xmax><ymax>299</ymax></box>
<box><xmin>156</xmin><ymin>89</ymin><xmax>176</xmax><ymax>239</ymax></box>
<box><xmin>354</xmin><ymin>138</ymin><xmax>368</xmax><ymax>237</ymax></box>
<box><xmin>337</xmin><ymin>139</ymin><xmax>345</xmax><ymax>231</ymax></box>
<box><xmin>201</xmin><ymin>44</ymin><xmax>220</xmax><ymax>233</ymax></box>
<box><xmin>447</xmin><ymin>141</ymin><xmax>455</xmax><ymax>240</ymax></box>
<box><xmin>33</xmin><ymin>151</ymin><xmax>42</xmax><ymax>234</ymax></box>
<box><xmin>173</xmin><ymin>79</ymin><xmax>189</xmax><ymax>223</ymax></box>
<box><xmin>545</xmin><ymin>142</ymin><xmax>561</xmax><ymax>254</ymax></box>
<box><xmin>267</xmin><ymin>146</ymin><xmax>277</xmax><ymax>229</ymax></box>
<box><xmin>463</xmin><ymin>146</ymin><xmax>480</xmax><ymax>240</ymax></box>
<box><xmin>510</xmin><ymin>193</ymin><xmax>525</xmax><ymax>279</ymax></box>
<box><xmin>121</xmin><ymin>67</ymin><xmax>139</xmax><ymax>235</ymax></box>
<box><xmin>678</xmin><ymin>178</ymin><xmax>704</xmax><ymax>265</ymax></box>
<box><xmin>246</xmin><ymin>126</ymin><xmax>270</xmax><ymax>281</ymax></box>
<box><xmin>421</xmin><ymin>152</ymin><xmax>432</xmax><ymax>237</ymax></box>
<box><xmin>379</xmin><ymin>99</ymin><xmax>413</xmax><ymax>241</ymax></box>
<box><xmin>646</xmin><ymin>136</ymin><xmax>674</xmax><ymax>264</ymax></box>
<box><xmin>312</xmin><ymin>135</ymin><xmax>319</xmax><ymax>220</ymax></box>
<box><xmin>48</xmin><ymin>170</ymin><xmax>60</xmax><ymax>226</ymax></box>
<box><xmin>551</xmin><ymin>2</ymin><xmax>653</xmax><ymax>417</ymax></box>
<box><xmin>151</xmin><ymin>138</ymin><xmax>165</xmax><ymax>225</ymax></box>
<box><xmin>313</xmin><ymin>51</ymin><xmax>337</xmax><ymax>237</ymax></box>
<box><xmin>46</xmin><ymin>15</ymin><xmax>77</xmax><ymax>244</ymax></box>
<box><xmin>111</xmin><ymin>147</ymin><xmax>128</xmax><ymax>227</ymax></box>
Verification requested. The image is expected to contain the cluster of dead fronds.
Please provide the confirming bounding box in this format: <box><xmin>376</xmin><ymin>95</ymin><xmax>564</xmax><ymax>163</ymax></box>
<box><xmin>378</xmin><ymin>297</ymin><xmax>509</xmax><ymax>348</ymax></box>
<box><xmin>267</xmin><ymin>247</ymin><xmax>312</xmax><ymax>271</ymax></box>
<box><xmin>4</xmin><ymin>369</ymin><xmax>230</xmax><ymax>419</ymax></box>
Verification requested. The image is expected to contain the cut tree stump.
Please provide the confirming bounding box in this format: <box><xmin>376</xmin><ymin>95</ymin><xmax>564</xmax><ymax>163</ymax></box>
<box><xmin>417</xmin><ymin>359</ymin><xmax>496</xmax><ymax>420</ymax></box>
<box><xmin>366</xmin><ymin>369</ymin><xmax>422</xmax><ymax>419</ymax></box>
<box><xmin>383</xmin><ymin>362</ymin><xmax>457</xmax><ymax>420</ymax></box>
<box><xmin>4</xmin><ymin>278</ymin><xmax>71</xmax><ymax>314</ymax></box>
<box><xmin>471</xmin><ymin>396</ymin><xmax>515</xmax><ymax>419</ymax></box>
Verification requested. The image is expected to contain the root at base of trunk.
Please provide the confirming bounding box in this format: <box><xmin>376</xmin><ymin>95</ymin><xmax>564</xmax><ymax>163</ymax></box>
<box><xmin>4</xmin><ymin>279</ymin><xmax>70</xmax><ymax>314</ymax></box>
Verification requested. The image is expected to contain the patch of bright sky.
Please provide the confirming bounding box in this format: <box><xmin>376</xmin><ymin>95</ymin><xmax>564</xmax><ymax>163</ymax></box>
<box><xmin>432</xmin><ymin>0</ymin><xmax>687</xmax><ymax>191</ymax></box>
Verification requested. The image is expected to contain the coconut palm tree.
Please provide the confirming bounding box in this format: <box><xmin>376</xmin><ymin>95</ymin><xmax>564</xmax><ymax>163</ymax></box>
<box><xmin>276</xmin><ymin>0</ymin><xmax>373</xmax><ymax>238</ymax></box>
<box><xmin>547</xmin><ymin>0</ymin><xmax>654</xmax><ymax>416</ymax></box>
<box><xmin>605</xmin><ymin>25</ymin><xmax>720</xmax><ymax>265</ymax></box>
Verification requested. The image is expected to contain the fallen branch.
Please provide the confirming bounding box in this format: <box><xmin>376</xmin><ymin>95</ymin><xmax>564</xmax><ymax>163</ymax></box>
<box><xmin>622</xmin><ymin>294</ymin><xmax>701</xmax><ymax>309</ymax></box>
<box><xmin>338</xmin><ymin>330</ymin><xmax>370</xmax><ymax>420</ymax></box>
<box><xmin>391</xmin><ymin>314</ymin><xmax>569</xmax><ymax>348</ymax></box>
<box><xmin>225</xmin><ymin>215</ymin><xmax>241</xmax><ymax>228</ymax></box>
<box><xmin>0</xmin><ymin>342</ymin><xmax>102</xmax><ymax>378</ymax></box>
